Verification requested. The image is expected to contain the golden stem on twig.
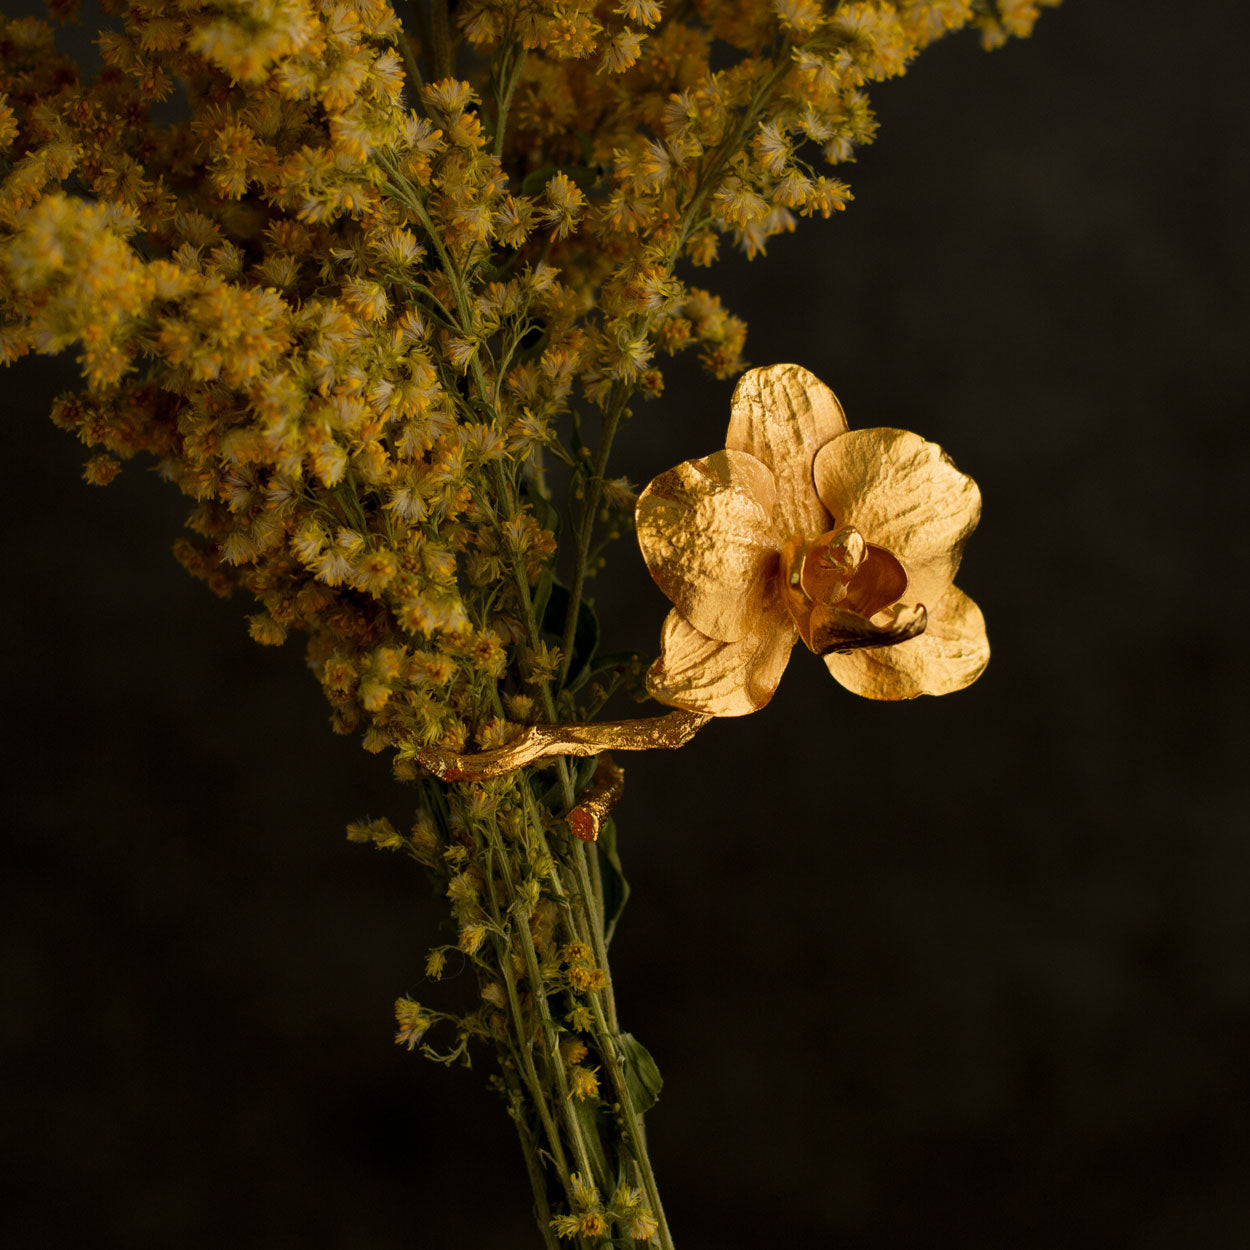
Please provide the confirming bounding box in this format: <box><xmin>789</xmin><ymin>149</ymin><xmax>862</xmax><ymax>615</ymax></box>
<box><xmin>415</xmin><ymin>709</ymin><xmax>710</xmax><ymax>782</ymax></box>
<box><xmin>566</xmin><ymin>755</ymin><xmax>626</xmax><ymax>843</ymax></box>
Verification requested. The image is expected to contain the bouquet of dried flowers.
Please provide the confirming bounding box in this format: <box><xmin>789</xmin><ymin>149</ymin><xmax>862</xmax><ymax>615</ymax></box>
<box><xmin>0</xmin><ymin>1</ymin><xmax>1055</xmax><ymax>1243</ymax></box>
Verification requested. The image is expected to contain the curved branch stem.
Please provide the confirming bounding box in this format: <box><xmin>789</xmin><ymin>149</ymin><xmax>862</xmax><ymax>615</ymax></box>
<box><xmin>557</xmin><ymin>385</ymin><xmax>628</xmax><ymax>691</ymax></box>
<box><xmin>415</xmin><ymin>709</ymin><xmax>710</xmax><ymax>781</ymax></box>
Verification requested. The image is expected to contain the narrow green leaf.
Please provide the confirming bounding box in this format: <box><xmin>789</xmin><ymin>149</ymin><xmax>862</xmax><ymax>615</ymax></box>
<box><xmin>523</xmin><ymin>492</ymin><xmax>559</xmax><ymax>623</ymax></box>
<box><xmin>578</xmin><ymin>649</ymin><xmax>644</xmax><ymax>692</ymax></box>
<box><xmin>596</xmin><ymin>818</ymin><xmax>630</xmax><ymax>946</ymax></box>
<box><xmin>532</xmin><ymin>564</ymin><xmax>554</xmax><ymax>626</ymax></box>
<box><xmin>525</xmin><ymin>488</ymin><xmax>561</xmax><ymax>540</ymax></box>
<box><xmin>573</xmin><ymin>754</ymin><xmax>599</xmax><ymax>793</ymax></box>
<box><xmin>520</xmin><ymin>165</ymin><xmax>558</xmax><ymax>197</ymax></box>
<box><xmin>571</xmin><ymin>1092</ymin><xmax>614</xmax><ymax>1195</ymax></box>
<box><xmin>618</xmin><ymin>1032</ymin><xmax>662</xmax><ymax>1114</ymax></box>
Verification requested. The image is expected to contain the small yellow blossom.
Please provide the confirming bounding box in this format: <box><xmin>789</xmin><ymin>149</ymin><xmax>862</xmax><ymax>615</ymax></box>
<box><xmin>617</xmin><ymin>0</ymin><xmax>662</xmax><ymax>25</ymax></box>
<box><xmin>541</xmin><ymin>171</ymin><xmax>586</xmax><ymax>240</ymax></box>
<box><xmin>627</xmin><ymin>1210</ymin><xmax>660</xmax><ymax>1240</ymax></box>
<box><xmin>578</xmin><ymin>1212</ymin><xmax>606</xmax><ymax>1236</ymax></box>
<box><xmin>774</xmin><ymin>0</ymin><xmax>824</xmax><ymax>36</ymax></box>
<box><xmin>568</xmin><ymin>1002</ymin><xmax>595</xmax><ymax>1032</ymax></box>
<box><xmin>347</xmin><ymin>816</ymin><xmax>405</xmax><ymax>851</ymax></box>
<box><xmin>601</xmin><ymin>29</ymin><xmax>645</xmax><ymax>73</ymax></box>
<box><xmin>569</xmin><ymin>1172</ymin><xmax>600</xmax><ymax>1208</ymax></box>
<box><xmin>458</xmin><ymin>922</ymin><xmax>488</xmax><ymax>955</ymax></box>
<box><xmin>393</xmin><ymin>997</ymin><xmax>432</xmax><ymax>1049</ymax></box>
<box><xmin>550</xmin><ymin>1214</ymin><xmax>582</xmax><ymax>1240</ymax></box>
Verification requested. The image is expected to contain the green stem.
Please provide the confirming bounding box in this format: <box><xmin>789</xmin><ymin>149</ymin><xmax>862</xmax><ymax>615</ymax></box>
<box><xmin>396</xmin><ymin>29</ymin><xmax>426</xmax><ymax>101</ymax></box>
<box><xmin>494</xmin><ymin>44</ymin><xmax>527</xmax><ymax>159</ymax></box>
<box><xmin>555</xmin><ymin>834</ymin><xmax>672</xmax><ymax>1248</ymax></box>
<box><xmin>674</xmin><ymin>48</ymin><xmax>795</xmax><ymax>256</ymax></box>
<box><xmin>514</xmin><ymin>780</ymin><xmax>670</xmax><ymax>1245</ymax></box>
<box><xmin>587</xmin><ymin>991</ymin><xmax>674</xmax><ymax>1250</ymax></box>
<box><xmin>502</xmin><ymin>1069</ymin><xmax>562</xmax><ymax>1250</ymax></box>
<box><xmin>481</xmin><ymin>821</ymin><xmax>598</xmax><ymax>1182</ymax></box>
<box><xmin>556</xmin><ymin>385</ymin><xmax>628</xmax><ymax>690</ymax></box>
<box><xmin>479</xmin><ymin>848</ymin><xmax>579</xmax><ymax>1191</ymax></box>
<box><xmin>570</xmin><ymin>842</ymin><xmax>618</xmax><ymax>1035</ymax></box>
<box><xmin>585</xmin><ymin>835</ymin><xmax>610</xmax><ymax>944</ymax></box>
<box><xmin>485</xmin><ymin>461</ymin><xmax>578</xmax><ymax>810</ymax></box>
<box><xmin>429</xmin><ymin>0</ymin><xmax>454</xmax><ymax>79</ymax></box>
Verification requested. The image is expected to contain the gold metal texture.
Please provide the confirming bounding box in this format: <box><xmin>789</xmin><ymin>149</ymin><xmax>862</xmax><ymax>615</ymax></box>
<box><xmin>636</xmin><ymin>364</ymin><xmax>989</xmax><ymax>711</ymax></box>
<box><xmin>415</xmin><ymin>709</ymin><xmax>711</xmax><ymax>781</ymax></box>
<box><xmin>566</xmin><ymin>755</ymin><xmax>627</xmax><ymax>843</ymax></box>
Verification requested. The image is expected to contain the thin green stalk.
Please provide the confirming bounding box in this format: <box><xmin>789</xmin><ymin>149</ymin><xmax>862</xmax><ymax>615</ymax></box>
<box><xmin>496</xmin><ymin>937</ymin><xmax>580</xmax><ymax>1182</ymax></box>
<box><xmin>481</xmin><ymin>823</ymin><xmax>610</xmax><ymax>1194</ymax></box>
<box><xmin>570</xmin><ymin>842</ymin><xmax>619</xmax><ymax>1034</ymax></box>
<box><xmin>556</xmin><ymin>385</ymin><xmax>629</xmax><ymax>690</ymax></box>
<box><xmin>486</xmin><ymin>461</ymin><xmax>578</xmax><ymax>810</ymax></box>
<box><xmin>585</xmin><ymin>835</ymin><xmax>610</xmax><ymax>947</ymax></box>
<box><xmin>494</xmin><ymin>45</ymin><xmax>527</xmax><ymax>159</ymax></box>
<box><xmin>517</xmin><ymin>781</ymin><xmax>616</xmax><ymax>1039</ymax></box>
<box><xmin>514</xmin><ymin>779</ymin><xmax>672</xmax><ymax>1246</ymax></box>
<box><xmin>504</xmin><ymin>1084</ymin><xmax>562</xmax><ymax>1250</ymax></box>
<box><xmin>429</xmin><ymin>0</ymin><xmax>454</xmax><ymax>79</ymax></box>
<box><xmin>378</xmin><ymin>160</ymin><xmax>478</xmax><ymax>327</ymax></box>
<box><xmin>383</xmin><ymin>158</ymin><xmax>577</xmax><ymax>813</ymax></box>
<box><xmin>581</xmin><ymin>990</ymin><xmax>673</xmax><ymax>1250</ymax></box>
<box><xmin>562</xmin><ymin>855</ymin><xmax>673</xmax><ymax>1248</ymax></box>
<box><xmin>674</xmin><ymin>47</ymin><xmax>795</xmax><ymax>256</ymax></box>
<box><xmin>397</xmin><ymin>29</ymin><xmax>426</xmax><ymax>100</ymax></box>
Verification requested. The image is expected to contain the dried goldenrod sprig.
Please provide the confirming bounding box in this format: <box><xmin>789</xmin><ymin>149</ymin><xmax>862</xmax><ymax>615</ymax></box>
<box><xmin>3</xmin><ymin>2</ymin><xmax>1055</xmax><ymax>1245</ymax></box>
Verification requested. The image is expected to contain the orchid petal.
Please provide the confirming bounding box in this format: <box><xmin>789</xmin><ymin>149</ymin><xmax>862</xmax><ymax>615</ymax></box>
<box><xmin>647</xmin><ymin>596</ymin><xmax>797</xmax><ymax>716</ymax></box>
<box><xmin>822</xmin><ymin>585</ymin><xmax>988</xmax><ymax>700</ymax></box>
<box><xmin>636</xmin><ymin>448</ymin><xmax>779</xmax><ymax>644</ymax></box>
<box><xmin>726</xmin><ymin>363</ymin><xmax>846</xmax><ymax>539</ymax></box>
<box><xmin>813</xmin><ymin>428</ymin><xmax>981</xmax><ymax>607</ymax></box>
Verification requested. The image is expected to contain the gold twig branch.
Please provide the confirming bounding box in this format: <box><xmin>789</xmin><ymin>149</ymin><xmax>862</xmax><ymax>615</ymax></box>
<box><xmin>566</xmin><ymin>755</ymin><xmax>626</xmax><ymax>843</ymax></box>
<box><xmin>415</xmin><ymin>710</ymin><xmax>710</xmax><ymax>782</ymax></box>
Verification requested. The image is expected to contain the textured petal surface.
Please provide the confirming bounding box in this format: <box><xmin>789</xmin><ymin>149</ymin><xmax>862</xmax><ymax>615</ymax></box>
<box><xmin>823</xmin><ymin>585</ymin><xmax>989</xmax><ymax>700</ymax></box>
<box><xmin>647</xmin><ymin>595</ymin><xmax>796</xmax><ymax>716</ymax></box>
<box><xmin>813</xmin><ymin>428</ymin><xmax>981</xmax><ymax>607</ymax></box>
<box><xmin>726</xmin><ymin>364</ymin><xmax>846</xmax><ymax>539</ymax></box>
<box><xmin>636</xmin><ymin>449</ymin><xmax>779</xmax><ymax>643</ymax></box>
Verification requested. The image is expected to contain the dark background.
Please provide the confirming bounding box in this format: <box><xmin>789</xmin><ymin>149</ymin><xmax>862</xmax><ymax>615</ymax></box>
<box><xmin>5</xmin><ymin>2</ymin><xmax>1249</xmax><ymax>1246</ymax></box>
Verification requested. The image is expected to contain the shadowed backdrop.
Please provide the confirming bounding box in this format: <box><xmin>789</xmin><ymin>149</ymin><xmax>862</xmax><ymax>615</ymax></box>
<box><xmin>5</xmin><ymin>2</ymin><xmax>1248</xmax><ymax>1246</ymax></box>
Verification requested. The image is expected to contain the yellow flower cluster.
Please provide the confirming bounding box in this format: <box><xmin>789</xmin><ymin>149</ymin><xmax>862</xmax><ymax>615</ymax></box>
<box><xmin>549</xmin><ymin>1172</ymin><xmax>660</xmax><ymax>1242</ymax></box>
<box><xmin>1</xmin><ymin>1</ymin><xmax>1051</xmax><ymax>770</ymax></box>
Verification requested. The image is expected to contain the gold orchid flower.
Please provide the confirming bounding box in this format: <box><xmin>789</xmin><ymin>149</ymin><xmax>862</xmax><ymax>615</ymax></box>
<box><xmin>635</xmin><ymin>363</ymin><xmax>989</xmax><ymax>714</ymax></box>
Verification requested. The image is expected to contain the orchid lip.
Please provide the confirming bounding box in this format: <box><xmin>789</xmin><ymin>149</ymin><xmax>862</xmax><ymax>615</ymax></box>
<box><xmin>778</xmin><ymin>526</ymin><xmax>926</xmax><ymax>655</ymax></box>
